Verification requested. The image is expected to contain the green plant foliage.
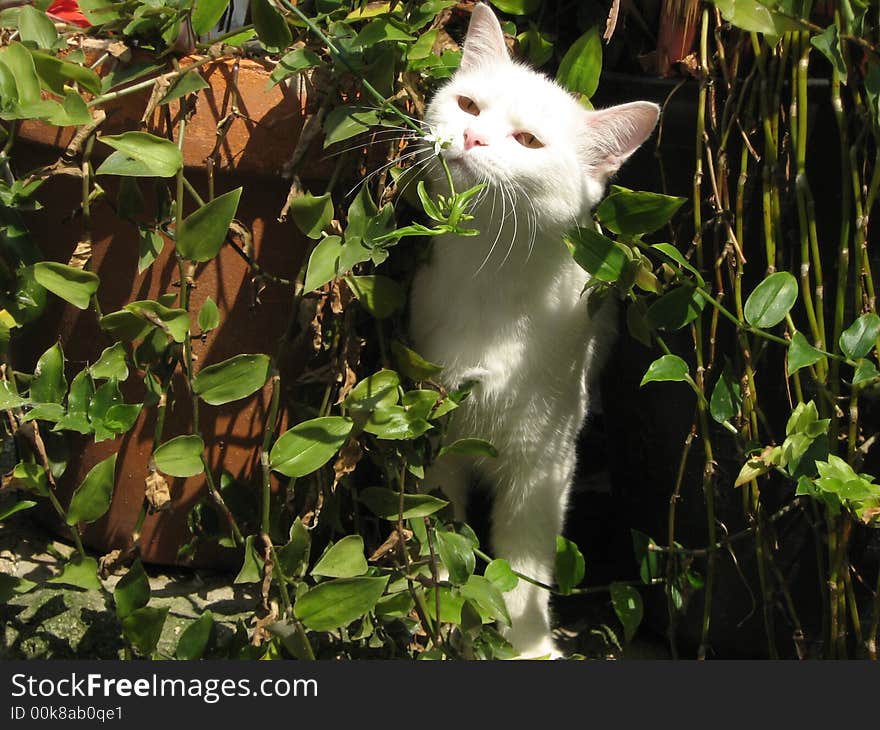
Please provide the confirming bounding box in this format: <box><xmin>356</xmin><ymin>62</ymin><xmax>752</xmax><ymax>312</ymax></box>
<box><xmin>291</xmin><ymin>193</ymin><xmax>334</xmax><ymax>240</ymax></box>
<box><xmin>154</xmin><ymin>435</ymin><xmax>205</xmax><ymax>477</ymax></box>
<box><xmin>839</xmin><ymin>313</ymin><xmax>880</xmax><ymax>359</ymax></box>
<box><xmin>122</xmin><ymin>606</ymin><xmax>169</xmax><ymax>656</ymax></box>
<box><xmin>114</xmin><ymin>559</ymin><xmax>150</xmax><ymax>619</ymax></box>
<box><xmin>33</xmin><ymin>263</ymin><xmax>99</xmax><ymax>310</ymax></box>
<box><xmin>176</xmin><ymin>611</ymin><xmax>214</xmax><ymax>660</ymax></box>
<box><xmin>640</xmin><ymin>354</ymin><xmax>689</xmax><ymax>386</ymax></box>
<box><xmin>96</xmin><ymin>132</ymin><xmax>183</xmax><ymax>178</ymax></box>
<box><xmin>192</xmin><ymin>354</ymin><xmax>271</xmax><ymax>405</ymax></box>
<box><xmin>596</xmin><ymin>188</ymin><xmax>686</xmax><ymax>236</ymax></box>
<box><xmin>743</xmin><ymin>271</ymin><xmax>798</xmax><ymax>328</ymax></box>
<box><xmin>556</xmin><ymin>25</ymin><xmax>602</xmax><ymax>98</ymax></box>
<box><xmin>555</xmin><ymin>535</ymin><xmax>585</xmax><ymax>595</ymax></box>
<box><xmin>293</xmin><ymin>577</ymin><xmax>389</xmax><ymax>631</ymax></box>
<box><xmin>65</xmin><ymin>453</ymin><xmax>117</xmax><ymax>525</ymax></box>
<box><xmin>269</xmin><ymin>417</ymin><xmax>354</xmax><ymax>477</ymax></box>
<box><xmin>48</xmin><ymin>555</ymin><xmax>102</xmax><ymax>591</ymax></box>
<box><xmin>176</xmin><ymin>188</ymin><xmax>242</xmax><ymax>261</ymax></box>
<box><xmin>311</xmin><ymin>535</ymin><xmax>368</xmax><ymax>578</ymax></box>
<box><xmin>609</xmin><ymin>583</ymin><xmax>643</xmax><ymax>642</ymax></box>
<box><xmin>358</xmin><ymin>487</ymin><xmax>448</xmax><ymax>520</ymax></box>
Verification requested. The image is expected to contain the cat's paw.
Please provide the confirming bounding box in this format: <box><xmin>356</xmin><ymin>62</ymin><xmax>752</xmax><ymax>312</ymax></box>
<box><xmin>510</xmin><ymin>635</ymin><xmax>564</xmax><ymax>660</ymax></box>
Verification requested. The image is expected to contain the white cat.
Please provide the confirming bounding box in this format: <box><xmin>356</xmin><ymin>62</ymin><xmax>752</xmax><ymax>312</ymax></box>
<box><xmin>410</xmin><ymin>4</ymin><xmax>659</xmax><ymax>658</ymax></box>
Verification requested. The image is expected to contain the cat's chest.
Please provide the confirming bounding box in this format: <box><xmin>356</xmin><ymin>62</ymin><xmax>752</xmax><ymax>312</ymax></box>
<box><xmin>409</xmin><ymin>234</ymin><xmax>593</xmax><ymax>395</ymax></box>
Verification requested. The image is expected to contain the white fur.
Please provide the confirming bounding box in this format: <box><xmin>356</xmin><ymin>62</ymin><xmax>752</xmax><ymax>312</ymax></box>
<box><xmin>409</xmin><ymin>4</ymin><xmax>659</xmax><ymax>658</ymax></box>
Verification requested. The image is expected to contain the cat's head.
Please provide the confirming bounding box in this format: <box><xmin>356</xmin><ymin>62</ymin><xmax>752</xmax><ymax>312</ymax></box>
<box><xmin>424</xmin><ymin>3</ymin><xmax>659</xmax><ymax>229</ymax></box>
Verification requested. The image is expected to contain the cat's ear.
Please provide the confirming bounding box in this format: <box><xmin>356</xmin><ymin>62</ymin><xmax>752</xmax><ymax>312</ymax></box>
<box><xmin>460</xmin><ymin>3</ymin><xmax>510</xmax><ymax>70</ymax></box>
<box><xmin>582</xmin><ymin>101</ymin><xmax>660</xmax><ymax>176</ymax></box>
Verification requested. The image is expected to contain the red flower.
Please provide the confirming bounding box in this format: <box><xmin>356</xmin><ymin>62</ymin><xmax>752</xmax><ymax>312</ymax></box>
<box><xmin>46</xmin><ymin>0</ymin><xmax>91</xmax><ymax>28</ymax></box>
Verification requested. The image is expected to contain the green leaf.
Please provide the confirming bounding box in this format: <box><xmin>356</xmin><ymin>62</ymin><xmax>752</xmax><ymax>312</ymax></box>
<box><xmin>65</xmin><ymin>453</ymin><xmax>117</xmax><ymax>525</ymax></box>
<box><xmin>596</xmin><ymin>188</ymin><xmax>685</xmax><ymax>236</ymax></box>
<box><xmin>840</xmin><ymin>313</ymin><xmax>880</xmax><ymax>360</ymax></box>
<box><xmin>363</xmin><ymin>405</ymin><xmax>432</xmax><ymax>440</ymax></box>
<box><xmin>96</xmin><ymin>132</ymin><xmax>183</xmax><ymax>178</ymax></box>
<box><xmin>640</xmin><ymin>354</ymin><xmax>689</xmax><ymax>386</ymax></box>
<box><xmin>651</xmin><ymin>242</ymin><xmax>704</xmax><ymax>283</ymax></box>
<box><xmin>124</xmin><ymin>301</ymin><xmax>190</xmax><ymax>343</ymax></box>
<box><xmin>311</xmin><ymin>535</ymin><xmax>368</xmax><ymax>578</ymax></box>
<box><xmin>352</xmin><ymin>19</ymin><xmax>416</xmax><ymax>47</ymax></box>
<box><xmin>435</xmin><ymin>530</ymin><xmax>475</xmax><ymax>584</ymax></box>
<box><xmin>293</xmin><ymin>576</ymin><xmax>388</xmax><ymax>631</ymax></box>
<box><xmin>90</xmin><ymin>342</ymin><xmax>128</xmax><ymax>381</ymax></box>
<box><xmin>556</xmin><ymin>25</ymin><xmax>602</xmax><ymax>98</ymax></box>
<box><xmin>438</xmin><ymin>438</ymin><xmax>498</xmax><ymax>458</ymax></box>
<box><xmin>33</xmin><ymin>262</ymin><xmax>99</xmax><ymax>310</ymax></box>
<box><xmin>197</xmin><ymin>297</ymin><xmax>220</xmax><ymax>333</ymax></box>
<box><xmin>31</xmin><ymin>342</ymin><xmax>66</xmax><ymax>404</ymax></box>
<box><xmin>517</xmin><ymin>24</ymin><xmax>554</xmax><ymax>66</ymax></box>
<box><xmin>176</xmin><ymin>611</ymin><xmax>214</xmax><ymax>660</ymax></box>
<box><xmin>346</xmin><ymin>275</ymin><xmax>405</xmax><ymax>319</ymax></box>
<box><xmin>136</xmin><ymin>227</ymin><xmax>164</xmax><ymax>273</ymax></box>
<box><xmin>176</xmin><ymin>188</ymin><xmax>242</xmax><ymax>262</ymax></box>
<box><xmin>191</xmin><ymin>0</ymin><xmax>231</xmax><ymax>35</ymax></box>
<box><xmin>234</xmin><ymin>534</ymin><xmax>265</xmax><ymax>584</ymax></box>
<box><xmin>788</xmin><ymin>330</ymin><xmax>824</xmax><ymax>375</ymax></box>
<box><xmin>277</xmin><ymin>518</ymin><xmax>311</xmax><ymax>579</ymax></box>
<box><xmin>490</xmin><ymin>0</ymin><xmax>541</xmax><ymax>14</ymax></box>
<box><xmin>632</xmin><ymin>529</ymin><xmax>660</xmax><ymax>584</ymax></box>
<box><xmin>744</xmin><ymin>271</ymin><xmax>798</xmax><ymax>328</ymax></box>
<box><xmin>564</xmin><ymin>227</ymin><xmax>629</xmax><ymax>282</ymax></box>
<box><xmin>460</xmin><ymin>575</ymin><xmax>511</xmax><ymax>626</ymax></box>
<box><xmin>0</xmin><ymin>380</ymin><xmax>27</xmax><ymax>410</ymax></box>
<box><xmin>269</xmin><ymin>48</ymin><xmax>324</xmax><ymax>87</ymax></box>
<box><xmin>811</xmin><ymin>24</ymin><xmax>847</xmax><ymax>83</ymax></box>
<box><xmin>555</xmin><ymin>535</ymin><xmax>585</xmax><ymax>594</ymax></box>
<box><xmin>485</xmin><ymin>558</ymin><xmax>518</xmax><ymax>593</ymax></box>
<box><xmin>251</xmin><ymin>0</ymin><xmax>292</xmax><ymax>52</ymax></box>
<box><xmin>359</xmin><ymin>487</ymin><xmax>448</xmax><ymax>520</ymax></box>
<box><xmin>345</xmin><ymin>369</ymin><xmax>400</xmax><ymax>413</ymax></box>
<box><xmin>49</xmin><ymin>555</ymin><xmax>101</xmax><ymax>590</ymax></box>
<box><xmin>269</xmin><ymin>416</ymin><xmax>353</xmax><ymax>477</ymax></box>
<box><xmin>610</xmin><ymin>582</ymin><xmax>643</xmax><ymax>642</ymax></box>
<box><xmin>114</xmin><ymin>559</ymin><xmax>150</xmax><ymax>619</ymax></box>
<box><xmin>712</xmin><ymin>0</ymin><xmax>800</xmax><ymax>35</ymax></box>
<box><xmin>122</xmin><ymin>606</ymin><xmax>169</xmax><ymax>656</ymax></box>
<box><xmin>853</xmin><ymin>359</ymin><xmax>880</xmax><ymax>388</ymax></box>
<box><xmin>30</xmin><ymin>51</ymin><xmax>100</xmax><ymax>95</ymax></box>
<box><xmin>18</xmin><ymin>7</ymin><xmax>58</xmax><ymax>49</ymax></box>
<box><xmin>192</xmin><ymin>354</ymin><xmax>271</xmax><ymax>405</ymax></box>
<box><xmin>12</xmin><ymin>462</ymin><xmax>49</xmax><ymax>496</ymax></box>
<box><xmin>709</xmin><ymin>362</ymin><xmax>741</xmax><ymax>423</ymax></box>
<box><xmin>160</xmin><ymin>71</ymin><xmax>209</xmax><ymax>105</ymax></box>
<box><xmin>390</xmin><ymin>341</ymin><xmax>443</xmax><ymax>381</ymax></box>
<box><xmin>0</xmin><ymin>42</ymin><xmax>40</xmax><ymax>105</ymax></box>
<box><xmin>323</xmin><ymin>107</ymin><xmax>381</xmax><ymax>148</ymax></box>
<box><xmin>0</xmin><ymin>499</ymin><xmax>37</xmax><ymax>522</ymax></box>
<box><xmin>303</xmin><ymin>235</ymin><xmax>343</xmax><ymax>291</ymax></box>
<box><xmin>290</xmin><ymin>193</ymin><xmax>333</xmax><ymax>240</ymax></box>
<box><xmin>154</xmin><ymin>434</ymin><xmax>205</xmax><ymax>478</ymax></box>
<box><xmin>646</xmin><ymin>284</ymin><xmax>705</xmax><ymax>330</ymax></box>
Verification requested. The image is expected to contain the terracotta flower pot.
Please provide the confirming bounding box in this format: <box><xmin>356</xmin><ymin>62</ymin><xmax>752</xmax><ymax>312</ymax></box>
<box><xmin>15</xmin><ymin>56</ymin><xmax>330</xmax><ymax>566</ymax></box>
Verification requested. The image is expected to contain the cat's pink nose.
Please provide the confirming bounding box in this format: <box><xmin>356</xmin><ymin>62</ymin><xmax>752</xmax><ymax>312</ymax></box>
<box><xmin>463</xmin><ymin>128</ymin><xmax>489</xmax><ymax>150</ymax></box>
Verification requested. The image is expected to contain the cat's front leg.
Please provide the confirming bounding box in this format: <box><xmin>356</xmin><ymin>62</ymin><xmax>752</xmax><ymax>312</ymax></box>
<box><xmin>489</xmin><ymin>467</ymin><xmax>570</xmax><ymax>659</ymax></box>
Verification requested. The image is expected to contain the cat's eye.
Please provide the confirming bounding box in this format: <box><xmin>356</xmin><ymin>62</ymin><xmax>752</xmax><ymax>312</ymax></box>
<box><xmin>458</xmin><ymin>96</ymin><xmax>480</xmax><ymax>115</ymax></box>
<box><xmin>514</xmin><ymin>131</ymin><xmax>543</xmax><ymax>149</ymax></box>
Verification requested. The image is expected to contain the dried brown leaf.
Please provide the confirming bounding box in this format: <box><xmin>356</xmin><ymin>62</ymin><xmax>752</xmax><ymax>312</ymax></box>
<box><xmin>369</xmin><ymin>528</ymin><xmax>412</xmax><ymax>563</ymax></box>
<box><xmin>145</xmin><ymin>470</ymin><xmax>171</xmax><ymax>512</ymax></box>
<box><xmin>332</xmin><ymin>437</ymin><xmax>362</xmax><ymax>491</ymax></box>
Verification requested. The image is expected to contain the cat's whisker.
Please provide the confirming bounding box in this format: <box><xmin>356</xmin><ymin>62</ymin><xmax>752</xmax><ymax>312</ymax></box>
<box><xmin>394</xmin><ymin>156</ymin><xmax>437</xmax><ymax>202</ymax></box>
<box><xmin>322</xmin><ymin>132</ymin><xmax>420</xmax><ymax>160</ymax></box>
<box><xmin>497</xmin><ymin>186</ymin><xmax>519</xmax><ymax>270</ymax></box>
<box><xmin>473</xmin><ymin>183</ymin><xmax>507</xmax><ymax>276</ymax></box>
<box><xmin>524</xmin><ymin>195</ymin><xmax>538</xmax><ymax>262</ymax></box>
<box><xmin>345</xmin><ymin>147</ymin><xmax>433</xmax><ymax>198</ymax></box>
